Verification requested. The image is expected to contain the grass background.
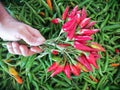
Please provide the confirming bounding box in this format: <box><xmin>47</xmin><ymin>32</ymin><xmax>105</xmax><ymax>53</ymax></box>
<box><xmin>0</xmin><ymin>0</ymin><xmax>120</xmax><ymax>90</ymax></box>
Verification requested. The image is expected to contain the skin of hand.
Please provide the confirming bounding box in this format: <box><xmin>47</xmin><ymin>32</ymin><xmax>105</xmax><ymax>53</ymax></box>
<box><xmin>0</xmin><ymin>3</ymin><xmax>45</xmax><ymax>56</ymax></box>
<box><xmin>0</xmin><ymin>18</ymin><xmax>45</xmax><ymax>56</ymax></box>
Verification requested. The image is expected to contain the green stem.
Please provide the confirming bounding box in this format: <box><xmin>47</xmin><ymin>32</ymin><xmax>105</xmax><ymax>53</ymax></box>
<box><xmin>55</xmin><ymin>29</ymin><xmax>64</xmax><ymax>41</ymax></box>
<box><xmin>64</xmin><ymin>51</ymin><xmax>76</xmax><ymax>65</ymax></box>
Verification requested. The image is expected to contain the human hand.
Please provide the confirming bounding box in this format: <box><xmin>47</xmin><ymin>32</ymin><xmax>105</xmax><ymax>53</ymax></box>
<box><xmin>0</xmin><ymin>18</ymin><xmax>45</xmax><ymax>56</ymax></box>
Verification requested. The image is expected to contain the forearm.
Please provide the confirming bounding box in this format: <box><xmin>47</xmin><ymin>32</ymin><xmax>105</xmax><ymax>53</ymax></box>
<box><xmin>0</xmin><ymin>2</ymin><xmax>12</xmax><ymax>23</ymax></box>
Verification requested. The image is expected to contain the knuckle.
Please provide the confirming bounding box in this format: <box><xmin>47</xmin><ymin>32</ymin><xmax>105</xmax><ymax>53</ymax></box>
<box><xmin>18</xmin><ymin>25</ymin><xmax>25</xmax><ymax>30</ymax></box>
<box><xmin>7</xmin><ymin>42</ymin><xmax>12</xmax><ymax>47</ymax></box>
<box><xmin>12</xmin><ymin>42</ymin><xmax>19</xmax><ymax>47</ymax></box>
<box><xmin>19</xmin><ymin>45</ymin><xmax>26</xmax><ymax>48</ymax></box>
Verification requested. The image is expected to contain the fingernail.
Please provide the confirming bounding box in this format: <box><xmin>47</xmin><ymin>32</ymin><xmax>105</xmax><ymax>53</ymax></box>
<box><xmin>30</xmin><ymin>46</ymin><xmax>42</xmax><ymax>53</ymax></box>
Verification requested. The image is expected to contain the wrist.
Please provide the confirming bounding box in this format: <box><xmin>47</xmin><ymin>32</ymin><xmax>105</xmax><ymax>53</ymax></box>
<box><xmin>0</xmin><ymin>2</ymin><xmax>13</xmax><ymax>24</ymax></box>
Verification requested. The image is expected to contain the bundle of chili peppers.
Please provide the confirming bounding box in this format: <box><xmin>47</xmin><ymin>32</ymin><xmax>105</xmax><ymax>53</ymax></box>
<box><xmin>47</xmin><ymin>5</ymin><xmax>105</xmax><ymax>79</ymax></box>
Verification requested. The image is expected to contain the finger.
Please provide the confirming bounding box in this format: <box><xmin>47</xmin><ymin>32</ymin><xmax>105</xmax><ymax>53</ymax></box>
<box><xmin>26</xmin><ymin>25</ymin><xmax>42</xmax><ymax>37</ymax></box>
<box><xmin>30</xmin><ymin>46</ymin><xmax>42</xmax><ymax>53</ymax></box>
<box><xmin>6</xmin><ymin>42</ymin><xmax>15</xmax><ymax>54</ymax></box>
<box><xmin>12</xmin><ymin>42</ymin><xmax>21</xmax><ymax>54</ymax></box>
<box><xmin>26</xmin><ymin>25</ymin><xmax>46</xmax><ymax>45</ymax></box>
<box><xmin>28</xmin><ymin>50</ymin><xmax>36</xmax><ymax>56</ymax></box>
<box><xmin>19</xmin><ymin>45</ymin><xmax>29</xmax><ymax>56</ymax></box>
<box><xmin>18</xmin><ymin>30</ymin><xmax>41</xmax><ymax>46</ymax></box>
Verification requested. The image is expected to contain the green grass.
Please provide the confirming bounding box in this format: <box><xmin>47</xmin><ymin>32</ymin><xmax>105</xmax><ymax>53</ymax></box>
<box><xmin>0</xmin><ymin>0</ymin><xmax>120</xmax><ymax>90</ymax></box>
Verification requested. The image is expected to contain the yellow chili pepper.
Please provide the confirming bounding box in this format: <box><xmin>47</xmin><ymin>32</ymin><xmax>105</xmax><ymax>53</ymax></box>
<box><xmin>9</xmin><ymin>67</ymin><xmax>18</xmax><ymax>76</ymax></box>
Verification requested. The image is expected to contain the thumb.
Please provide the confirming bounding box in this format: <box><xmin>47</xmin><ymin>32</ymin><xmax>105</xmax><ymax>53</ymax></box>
<box><xmin>18</xmin><ymin>30</ymin><xmax>45</xmax><ymax>46</ymax></box>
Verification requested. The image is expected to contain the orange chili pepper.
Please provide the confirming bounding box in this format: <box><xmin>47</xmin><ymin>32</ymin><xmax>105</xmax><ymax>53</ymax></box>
<box><xmin>76</xmin><ymin>62</ymin><xmax>89</xmax><ymax>72</ymax></box>
<box><xmin>14</xmin><ymin>75</ymin><xmax>23</xmax><ymax>84</ymax></box>
<box><xmin>46</xmin><ymin>0</ymin><xmax>53</xmax><ymax>10</ymax></box>
<box><xmin>89</xmin><ymin>75</ymin><xmax>98</xmax><ymax>82</ymax></box>
<box><xmin>110</xmin><ymin>63</ymin><xmax>120</xmax><ymax>67</ymax></box>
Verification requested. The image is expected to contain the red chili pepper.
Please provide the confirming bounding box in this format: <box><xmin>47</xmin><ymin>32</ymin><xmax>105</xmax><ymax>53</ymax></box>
<box><xmin>76</xmin><ymin>10</ymin><xmax>81</xmax><ymax>24</ymax></box>
<box><xmin>86</xmin><ymin>53</ymin><xmax>99</xmax><ymax>69</ymax></box>
<box><xmin>47</xmin><ymin>62</ymin><xmax>59</xmax><ymax>72</ymax></box>
<box><xmin>81</xmin><ymin>7</ymin><xmax>87</xmax><ymax>21</ymax></box>
<box><xmin>77</xmin><ymin>55</ymin><xmax>92</xmax><ymax>71</ymax></box>
<box><xmin>62</xmin><ymin>19</ymin><xmax>74</xmax><ymax>29</ymax></box>
<box><xmin>74</xmin><ymin>41</ymin><xmax>96</xmax><ymax>52</ymax></box>
<box><xmin>64</xmin><ymin>63</ymin><xmax>71</xmax><ymax>79</ymax></box>
<box><xmin>62</xmin><ymin>16</ymin><xmax>77</xmax><ymax>32</ymax></box>
<box><xmin>85</xmin><ymin>21</ymin><xmax>96</xmax><ymax>28</ymax></box>
<box><xmin>68</xmin><ymin>5</ymin><xmax>78</xmax><ymax>20</ymax></box>
<box><xmin>79</xmin><ymin>18</ymin><xmax>90</xmax><ymax>28</ymax></box>
<box><xmin>62</xmin><ymin>6</ymin><xmax>69</xmax><ymax>20</ymax></box>
<box><xmin>91</xmin><ymin>51</ymin><xmax>101</xmax><ymax>59</ymax></box>
<box><xmin>63</xmin><ymin>19</ymin><xmax>77</xmax><ymax>32</ymax></box>
<box><xmin>51</xmin><ymin>65</ymin><xmax>64</xmax><ymax>77</ymax></box>
<box><xmin>74</xmin><ymin>63</ymin><xmax>81</xmax><ymax>75</ymax></box>
<box><xmin>51</xmin><ymin>50</ymin><xmax>59</xmax><ymax>55</ymax></box>
<box><xmin>74</xmin><ymin>35</ymin><xmax>92</xmax><ymax>41</ymax></box>
<box><xmin>70</xmin><ymin>65</ymin><xmax>80</xmax><ymax>76</ymax></box>
<box><xmin>75</xmin><ymin>39</ymin><xmax>88</xmax><ymax>44</ymax></box>
<box><xmin>67</xmin><ymin>23</ymin><xmax>77</xmax><ymax>40</ymax></box>
<box><xmin>51</xmin><ymin>18</ymin><xmax>61</xmax><ymax>24</ymax></box>
<box><xmin>115</xmin><ymin>49</ymin><xmax>119</xmax><ymax>53</ymax></box>
<box><xmin>80</xmin><ymin>29</ymin><xmax>99</xmax><ymax>36</ymax></box>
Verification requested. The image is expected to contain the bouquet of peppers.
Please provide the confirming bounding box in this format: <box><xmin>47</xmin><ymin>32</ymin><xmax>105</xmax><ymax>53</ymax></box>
<box><xmin>41</xmin><ymin>5</ymin><xmax>105</xmax><ymax>79</ymax></box>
